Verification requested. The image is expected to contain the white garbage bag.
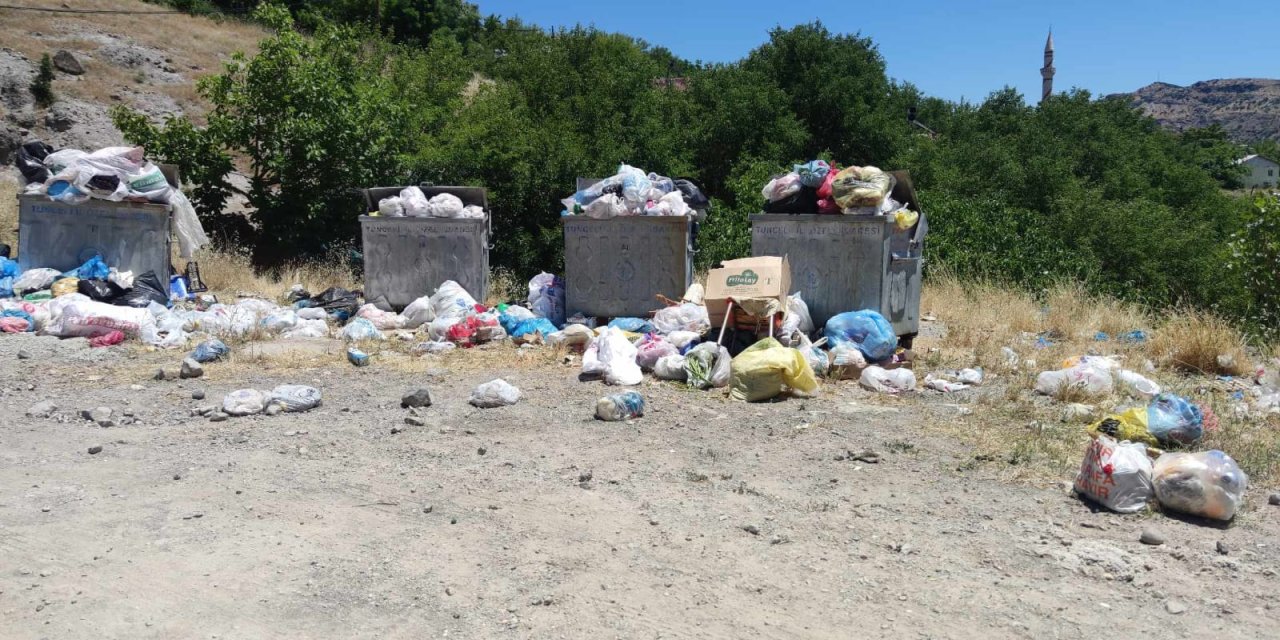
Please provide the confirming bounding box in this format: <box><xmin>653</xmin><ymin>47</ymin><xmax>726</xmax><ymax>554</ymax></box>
<box><xmin>1036</xmin><ymin>364</ymin><xmax>1114</xmax><ymax>397</ymax></box>
<box><xmin>296</xmin><ymin>307</ymin><xmax>329</xmax><ymax>321</ymax></box>
<box><xmin>469</xmin><ymin>379</ymin><xmax>522</xmax><ymax>408</ymax></box>
<box><xmin>527</xmin><ymin>273</ymin><xmax>565</xmax><ymax>327</ymax></box>
<box><xmin>378</xmin><ymin>195</ymin><xmax>405</xmax><ymax>217</ymax></box>
<box><xmin>223</xmin><ymin>389</ymin><xmax>267</xmax><ymax>416</ymax></box>
<box><xmin>1074</xmin><ymin>435</ymin><xmax>1155</xmax><ymax>513</ymax></box>
<box><xmin>597</xmin><ymin>327</ymin><xmax>643</xmax><ymax>386</ymax></box>
<box><xmin>13</xmin><ymin>268</ymin><xmax>61</xmax><ymax>294</ymax></box>
<box><xmin>282</xmin><ymin>318</ymin><xmax>329</xmax><ymax>339</ymax></box>
<box><xmin>426</xmin><ymin>192</ymin><xmax>465</xmax><ymax>218</ymax></box>
<box><xmin>268</xmin><ymin>385</ymin><xmax>322</xmax><ymax>412</ymax></box>
<box><xmin>654</xmin><ymin>354</ymin><xmax>687</xmax><ymax>381</ymax></box>
<box><xmin>400</xmin><ymin>186</ymin><xmax>430</xmax><ymax>217</ymax></box>
<box><xmin>859</xmin><ymin>366</ymin><xmax>916</xmax><ymax>393</ymax></box>
<box><xmin>261</xmin><ymin>309</ymin><xmax>300</xmax><ymax>334</ymax></box>
<box><xmin>49</xmin><ymin>300</ymin><xmax>153</xmax><ymax>337</ymax></box>
<box><xmin>402</xmin><ymin>295</ymin><xmax>434</xmax><ymax>329</ymax></box>
<box><xmin>357</xmin><ymin>303</ymin><xmax>406</xmax><ymax>330</ymax></box>
<box><xmin>429</xmin><ymin>280</ymin><xmax>477</xmax><ymax>321</ymax></box>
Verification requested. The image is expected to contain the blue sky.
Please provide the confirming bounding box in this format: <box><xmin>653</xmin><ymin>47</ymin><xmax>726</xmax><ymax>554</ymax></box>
<box><xmin>477</xmin><ymin>0</ymin><xmax>1280</xmax><ymax>103</ymax></box>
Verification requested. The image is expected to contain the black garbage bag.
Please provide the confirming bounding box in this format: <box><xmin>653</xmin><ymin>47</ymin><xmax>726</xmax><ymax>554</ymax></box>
<box><xmin>78</xmin><ymin>278</ymin><xmax>126</xmax><ymax>303</ymax></box>
<box><xmin>16</xmin><ymin>141</ymin><xmax>54</xmax><ymax>184</ymax></box>
<box><xmin>674</xmin><ymin>178</ymin><xmax>709</xmax><ymax>210</ymax></box>
<box><xmin>309</xmin><ymin>286</ymin><xmax>361</xmax><ymax>320</ymax></box>
<box><xmin>0</xmin><ymin>244</ymin><xmax>10</xmax><ymax>259</ymax></box>
<box><xmin>763</xmin><ymin>186</ymin><xmax>819</xmax><ymax>214</ymax></box>
<box><xmin>85</xmin><ymin>174</ymin><xmax>121</xmax><ymax>197</ymax></box>
<box><xmin>112</xmin><ymin>271</ymin><xmax>169</xmax><ymax>308</ymax></box>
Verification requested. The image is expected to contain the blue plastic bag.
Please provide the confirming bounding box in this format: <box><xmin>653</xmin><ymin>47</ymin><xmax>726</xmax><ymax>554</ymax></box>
<box><xmin>510</xmin><ymin>317</ymin><xmax>558</xmax><ymax>339</ymax></box>
<box><xmin>1147</xmin><ymin>393</ymin><xmax>1203</xmax><ymax>445</ymax></box>
<box><xmin>794</xmin><ymin>159</ymin><xmax>831</xmax><ymax>188</ymax></box>
<box><xmin>824</xmin><ymin>310</ymin><xmax>898</xmax><ymax>362</ymax></box>
<box><xmin>190</xmin><ymin>338</ymin><xmax>230</xmax><ymax>363</ymax></box>
<box><xmin>608</xmin><ymin>317</ymin><xmax>655</xmax><ymax>334</ymax></box>
<box><xmin>0</xmin><ymin>276</ymin><xmax>13</xmax><ymax>298</ymax></box>
<box><xmin>63</xmin><ymin>255</ymin><xmax>109</xmax><ymax>280</ymax></box>
<box><xmin>0</xmin><ymin>257</ymin><xmax>20</xmax><ymax>279</ymax></box>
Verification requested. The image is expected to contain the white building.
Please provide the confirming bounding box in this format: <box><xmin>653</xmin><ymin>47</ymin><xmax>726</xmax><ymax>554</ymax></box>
<box><xmin>1239</xmin><ymin>154</ymin><xmax>1279</xmax><ymax>190</ymax></box>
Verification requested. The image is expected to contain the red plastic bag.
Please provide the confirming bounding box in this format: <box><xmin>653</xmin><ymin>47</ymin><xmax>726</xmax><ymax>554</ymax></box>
<box><xmin>90</xmin><ymin>330</ymin><xmax>126</xmax><ymax>348</ymax></box>
<box><xmin>816</xmin><ymin>168</ymin><xmax>838</xmax><ymax>200</ymax></box>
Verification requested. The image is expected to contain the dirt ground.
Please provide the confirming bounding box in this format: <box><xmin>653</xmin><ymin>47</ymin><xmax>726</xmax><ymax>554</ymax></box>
<box><xmin>1</xmin><ymin>333</ymin><xmax>1278</xmax><ymax>639</ymax></box>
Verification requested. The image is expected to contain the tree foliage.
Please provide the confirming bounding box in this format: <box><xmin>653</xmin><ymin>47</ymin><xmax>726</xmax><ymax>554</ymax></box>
<box><xmin>118</xmin><ymin>5</ymin><xmax>1270</xmax><ymax>326</ymax></box>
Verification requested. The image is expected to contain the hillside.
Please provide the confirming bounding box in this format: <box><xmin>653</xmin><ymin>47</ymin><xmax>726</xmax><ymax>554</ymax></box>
<box><xmin>1118</xmin><ymin>78</ymin><xmax>1280</xmax><ymax>143</ymax></box>
<box><xmin>0</xmin><ymin>0</ymin><xmax>264</xmax><ymax>163</ymax></box>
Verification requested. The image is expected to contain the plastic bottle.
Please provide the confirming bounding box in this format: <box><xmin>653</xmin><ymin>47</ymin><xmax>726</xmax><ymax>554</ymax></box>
<box><xmin>1116</xmin><ymin>369</ymin><xmax>1160</xmax><ymax>399</ymax></box>
<box><xmin>595</xmin><ymin>391</ymin><xmax>645</xmax><ymax>421</ymax></box>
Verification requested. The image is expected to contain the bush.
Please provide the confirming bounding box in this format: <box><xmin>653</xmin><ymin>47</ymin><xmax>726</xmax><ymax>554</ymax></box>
<box><xmin>31</xmin><ymin>54</ymin><xmax>54</xmax><ymax>107</ymax></box>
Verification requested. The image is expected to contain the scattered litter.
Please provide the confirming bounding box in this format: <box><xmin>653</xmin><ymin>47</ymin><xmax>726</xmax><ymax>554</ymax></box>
<box><xmin>859</xmin><ymin>366</ymin><xmax>916</xmax><ymax>394</ymax></box>
<box><xmin>267</xmin><ymin>385</ymin><xmax>322</xmax><ymax>412</ymax></box>
<box><xmin>223</xmin><ymin>389</ymin><xmax>267</xmax><ymax>416</ymax></box>
<box><xmin>470</xmin><ymin>379</ymin><xmax>522</xmax><ymax>408</ymax></box>
<box><xmin>347</xmin><ymin>347</ymin><xmax>370</xmax><ymax>367</ymax></box>
<box><xmin>190</xmin><ymin>339</ymin><xmax>230</xmax><ymax>363</ymax></box>
<box><xmin>596</xmin><ymin>391</ymin><xmax>645</xmax><ymax>421</ymax></box>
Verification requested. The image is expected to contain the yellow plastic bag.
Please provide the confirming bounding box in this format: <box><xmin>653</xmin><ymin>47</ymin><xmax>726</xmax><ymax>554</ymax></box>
<box><xmin>51</xmin><ymin>277</ymin><xmax>80</xmax><ymax>297</ymax></box>
<box><xmin>830</xmin><ymin>165</ymin><xmax>894</xmax><ymax>210</ymax></box>
<box><xmin>893</xmin><ymin>209</ymin><xmax>919</xmax><ymax>231</ymax></box>
<box><xmin>1087</xmin><ymin>407</ymin><xmax>1156</xmax><ymax>446</ymax></box>
<box><xmin>729</xmin><ymin>338</ymin><xmax>819</xmax><ymax>402</ymax></box>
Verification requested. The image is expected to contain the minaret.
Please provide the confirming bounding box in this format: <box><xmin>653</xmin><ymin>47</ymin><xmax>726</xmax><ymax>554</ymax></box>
<box><xmin>1040</xmin><ymin>30</ymin><xmax>1055</xmax><ymax>103</ymax></box>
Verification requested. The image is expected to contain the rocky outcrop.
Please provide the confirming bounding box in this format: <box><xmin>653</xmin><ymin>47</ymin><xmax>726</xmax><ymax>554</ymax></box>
<box><xmin>1114</xmin><ymin>78</ymin><xmax>1280</xmax><ymax>143</ymax></box>
<box><xmin>52</xmin><ymin>50</ymin><xmax>84</xmax><ymax>75</ymax></box>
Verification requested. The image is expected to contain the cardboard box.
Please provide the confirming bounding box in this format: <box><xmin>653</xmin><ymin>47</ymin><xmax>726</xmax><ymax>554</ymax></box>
<box><xmin>704</xmin><ymin>256</ymin><xmax>791</xmax><ymax>327</ymax></box>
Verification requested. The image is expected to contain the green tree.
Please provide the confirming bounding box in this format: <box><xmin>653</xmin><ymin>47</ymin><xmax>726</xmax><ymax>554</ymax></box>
<box><xmin>31</xmin><ymin>54</ymin><xmax>55</xmax><ymax>107</ymax></box>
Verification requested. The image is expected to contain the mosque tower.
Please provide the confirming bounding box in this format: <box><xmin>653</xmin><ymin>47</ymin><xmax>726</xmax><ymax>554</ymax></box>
<box><xmin>1041</xmin><ymin>30</ymin><xmax>1055</xmax><ymax>103</ymax></box>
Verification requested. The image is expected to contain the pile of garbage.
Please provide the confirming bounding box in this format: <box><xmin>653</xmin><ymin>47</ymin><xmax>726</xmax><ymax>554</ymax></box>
<box><xmin>560</xmin><ymin>164</ymin><xmax>708</xmax><ymax>219</ymax></box>
<box><xmin>14</xmin><ymin>142</ymin><xmax>209</xmax><ymax>258</ymax></box>
<box><xmin>371</xmin><ymin>186</ymin><xmax>486</xmax><ymax>219</ymax></box>
<box><xmin>760</xmin><ymin>159</ymin><xmax>919</xmax><ymax>228</ymax></box>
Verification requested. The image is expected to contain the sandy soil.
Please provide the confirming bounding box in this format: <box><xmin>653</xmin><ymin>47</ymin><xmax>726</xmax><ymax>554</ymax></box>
<box><xmin>1</xmin><ymin>334</ymin><xmax>1277</xmax><ymax>639</ymax></box>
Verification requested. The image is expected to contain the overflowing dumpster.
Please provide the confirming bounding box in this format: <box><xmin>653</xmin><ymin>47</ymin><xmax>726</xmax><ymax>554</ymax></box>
<box><xmin>750</xmin><ymin>171</ymin><xmax>927</xmax><ymax>342</ymax></box>
<box><xmin>561</xmin><ymin>178</ymin><xmax>696</xmax><ymax>318</ymax></box>
<box><xmin>16</xmin><ymin>164</ymin><xmax>180</xmax><ymax>281</ymax></box>
<box><xmin>359</xmin><ymin>186</ymin><xmax>491</xmax><ymax>309</ymax></box>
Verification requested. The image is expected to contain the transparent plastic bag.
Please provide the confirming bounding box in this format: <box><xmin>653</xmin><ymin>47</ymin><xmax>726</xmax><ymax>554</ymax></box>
<box><xmin>1035</xmin><ymin>365</ymin><xmax>1114</xmax><ymax>397</ymax></box>
<box><xmin>635</xmin><ymin>334</ymin><xmax>678</xmax><ymax>371</ymax></box>
<box><xmin>469</xmin><ymin>379</ymin><xmax>522</xmax><ymax>408</ymax></box>
<box><xmin>654</xmin><ymin>354</ymin><xmax>687</xmax><ymax>381</ymax></box>
<box><xmin>653</xmin><ymin>302</ymin><xmax>710</xmax><ymax>335</ymax></box>
<box><xmin>685</xmin><ymin>342</ymin><xmax>731</xmax><ymax>390</ymax></box>
<box><xmin>859</xmin><ymin>366</ymin><xmax>916</xmax><ymax>394</ymax></box>
<box><xmin>1153</xmin><ymin>450</ymin><xmax>1247</xmax><ymax>521</ymax></box>
<box><xmin>223</xmin><ymin>389</ymin><xmax>266</xmax><ymax>416</ymax></box>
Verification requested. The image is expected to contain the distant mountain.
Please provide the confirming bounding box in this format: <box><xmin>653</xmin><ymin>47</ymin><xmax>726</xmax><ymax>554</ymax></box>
<box><xmin>1114</xmin><ymin>78</ymin><xmax>1280</xmax><ymax>143</ymax></box>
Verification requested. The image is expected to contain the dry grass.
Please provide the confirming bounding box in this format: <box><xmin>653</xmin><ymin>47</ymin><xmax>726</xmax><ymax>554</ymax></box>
<box><xmin>0</xmin><ymin>0</ymin><xmax>266</xmax><ymax>121</ymax></box>
<box><xmin>0</xmin><ymin>176</ymin><xmax>18</xmax><ymax>248</ymax></box>
<box><xmin>193</xmin><ymin>249</ymin><xmax>359</xmax><ymax>301</ymax></box>
<box><xmin>918</xmin><ymin>270</ymin><xmax>1280</xmax><ymax>490</ymax></box>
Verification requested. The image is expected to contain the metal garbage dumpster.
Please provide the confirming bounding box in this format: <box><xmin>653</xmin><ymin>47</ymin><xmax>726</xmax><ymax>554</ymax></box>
<box><xmin>16</xmin><ymin>165</ymin><xmax>180</xmax><ymax>280</ymax></box>
<box><xmin>561</xmin><ymin>179</ymin><xmax>694</xmax><ymax>318</ymax></box>
<box><xmin>749</xmin><ymin>171</ymin><xmax>927</xmax><ymax>342</ymax></box>
<box><xmin>359</xmin><ymin>186</ymin><xmax>490</xmax><ymax>309</ymax></box>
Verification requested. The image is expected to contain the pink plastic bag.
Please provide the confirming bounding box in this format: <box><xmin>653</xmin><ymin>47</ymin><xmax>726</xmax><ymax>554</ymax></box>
<box><xmin>90</xmin><ymin>330</ymin><xmax>126</xmax><ymax>348</ymax></box>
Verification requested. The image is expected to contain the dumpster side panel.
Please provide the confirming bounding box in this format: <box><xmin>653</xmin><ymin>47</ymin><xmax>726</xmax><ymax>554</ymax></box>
<box><xmin>562</xmin><ymin>217</ymin><xmax>691</xmax><ymax>318</ymax></box>
<box><xmin>360</xmin><ymin>216</ymin><xmax>488</xmax><ymax>308</ymax></box>
<box><xmin>18</xmin><ymin>195</ymin><xmax>172</xmax><ymax>279</ymax></box>
<box><xmin>750</xmin><ymin>215</ymin><xmax>892</xmax><ymax>331</ymax></box>
<box><xmin>885</xmin><ymin>256</ymin><xmax>922</xmax><ymax>336</ymax></box>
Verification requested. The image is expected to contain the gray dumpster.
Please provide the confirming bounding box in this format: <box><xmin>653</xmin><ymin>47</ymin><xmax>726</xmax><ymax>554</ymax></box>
<box><xmin>749</xmin><ymin>171</ymin><xmax>927</xmax><ymax>341</ymax></box>
<box><xmin>16</xmin><ymin>164</ymin><xmax>181</xmax><ymax>280</ymax></box>
<box><xmin>359</xmin><ymin>186</ymin><xmax>490</xmax><ymax>309</ymax></box>
<box><xmin>561</xmin><ymin>178</ymin><xmax>694</xmax><ymax>318</ymax></box>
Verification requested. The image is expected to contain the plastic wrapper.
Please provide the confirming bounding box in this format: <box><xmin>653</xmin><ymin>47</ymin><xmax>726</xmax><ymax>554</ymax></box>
<box><xmin>1153</xmin><ymin>450</ymin><xmax>1247</xmax><ymax>521</ymax></box>
<box><xmin>1074</xmin><ymin>435</ymin><xmax>1155</xmax><ymax>513</ymax></box>
<box><xmin>824</xmin><ymin>310</ymin><xmax>898</xmax><ymax>361</ymax></box>
<box><xmin>469</xmin><ymin>379</ymin><xmax>522</xmax><ymax>408</ymax></box>
<box><xmin>729</xmin><ymin>338</ymin><xmax>819</xmax><ymax>402</ymax></box>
